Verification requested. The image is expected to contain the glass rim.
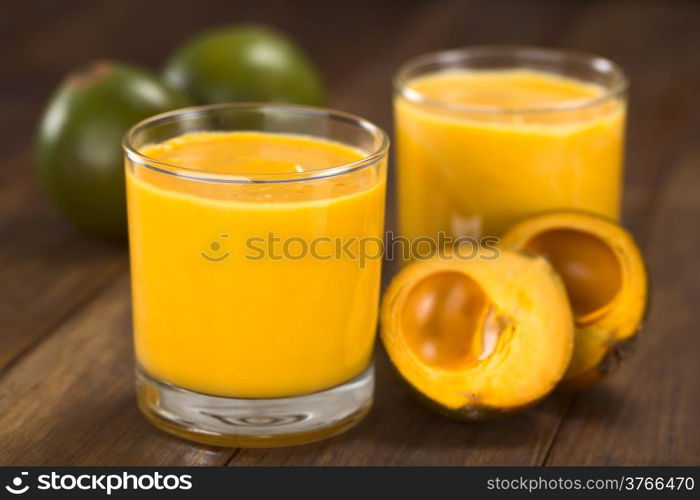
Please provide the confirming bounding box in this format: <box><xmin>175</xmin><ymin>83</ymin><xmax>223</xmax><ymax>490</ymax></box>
<box><xmin>393</xmin><ymin>45</ymin><xmax>629</xmax><ymax>115</ymax></box>
<box><xmin>122</xmin><ymin>102</ymin><xmax>390</xmax><ymax>184</ymax></box>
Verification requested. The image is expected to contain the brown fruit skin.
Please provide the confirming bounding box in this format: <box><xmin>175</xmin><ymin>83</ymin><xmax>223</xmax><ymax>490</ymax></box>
<box><xmin>556</xmin><ymin>315</ymin><xmax>644</xmax><ymax>392</ymax></box>
<box><xmin>406</xmin><ymin>382</ymin><xmax>543</xmax><ymax>421</ymax></box>
<box><xmin>567</xmin><ymin>263</ymin><xmax>650</xmax><ymax>391</ymax></box>
<box><xmin>500</xmin><ymin>210</ymin><xmax>649</xmax><ymax>390</ymax></box>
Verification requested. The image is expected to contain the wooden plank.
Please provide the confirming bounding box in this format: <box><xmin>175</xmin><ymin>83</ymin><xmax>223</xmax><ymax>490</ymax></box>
<box><xmin>0</xmin><ymin>149</ymin><xmax>128</xmax><ymax>371</ymax></box>
<box><xmin>545</xmin><ymin>151</ymin><xmax>700</xmax><ymax>465</ymax></box>
<box><xmin>333</xmin><ymin>0</ymin><xmax>583</xmax><ymax>128</ymax></box>
<box><xmin>0</xmin><ymin>275</ymin><xmax>230</xmax><ymax>465</ymax></box>
<box><xmin>2</xmin><ymin>0</ymin><xmax>697</xmax><ymax>466</ymax></box>
<box><xmin>233</xmin><ymin>353</ymin><xmax>571</xmax><ymax>466</ymax></box>
<box><xmin>542</xmin><ymin>0</ymin><xmax>700</xmax><ymax>465</ymax></box>
<box><xmin>0</xmin><ymin>90</ymin><xmax>128</xmax><ymax>373</ymax></box>
<box><xmin>555</xmin><ymin>0</ymin><xmax>700</xmax><ymax>239</ymax></box>
<box><xmin>5</xmin><ymin>0</ymin><xmax>424</xmax><ymax>101</ymax></box>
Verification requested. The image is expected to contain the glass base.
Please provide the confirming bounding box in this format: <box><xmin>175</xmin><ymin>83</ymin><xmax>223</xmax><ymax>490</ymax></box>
<box><xmin>135</xmin><ymin>365</ymin><xmax>374</xmax><ymax>448</ymax></box>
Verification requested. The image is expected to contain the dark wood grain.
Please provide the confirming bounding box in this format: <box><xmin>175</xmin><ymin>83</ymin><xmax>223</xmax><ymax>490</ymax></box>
<box><xmin>0</xmin><ymin>276</ymin><xmax>229</xmax><ymax>465</ymax></box>
<box><xmin>0</xmin><ymin>0</ymin><xmax>698</xmax><ymax>466</ymax></box>
<box><xmin>544</xmin><ymin>151</ymin><xmax>700</xmax><ymax>465</ymax></box>
<box><xmin>0</xmin><ymin>151</ymin><xmax>128</xmax><ymax>372</ymax></box>
<box><xmin>541</xmin><ymin>0</ymin><xmax>700</xmax><ymax>465</ymax></box>
<box><xmin>553</xmin><ymin>0</ymin><xmax>700</xmax><ymax>240</ymax></box>
<box><xmin>233</xmin><ymin>353</ymin><xmax>573</xmax><ymax>466</ymax></box>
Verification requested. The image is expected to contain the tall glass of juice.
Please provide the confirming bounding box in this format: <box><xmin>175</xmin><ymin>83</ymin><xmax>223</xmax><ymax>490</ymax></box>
<box><xmin>394</xmin><ymin>46</ymin><xmax>627</xmax><ymax>244</ymax></box>
<box><xmin>123</xmin><ymin>104</ymin><xmax>388</xmax><ymax>447</ymax></box>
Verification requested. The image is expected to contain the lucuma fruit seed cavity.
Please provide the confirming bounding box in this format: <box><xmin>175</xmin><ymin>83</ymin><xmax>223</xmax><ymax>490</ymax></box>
<box><xmin>381</xmin><ymin>249</ymin><xmax>574</xmax><ymax>419</ymax></box>
<box><xmin>501</xmin><ymin>211</ymin><xmax>648</xmax><ymax>390</ymax></box>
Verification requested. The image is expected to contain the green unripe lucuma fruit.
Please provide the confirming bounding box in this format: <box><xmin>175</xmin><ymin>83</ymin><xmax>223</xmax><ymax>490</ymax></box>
<box><xmin>35</xmin><ymin>61</ymin><xmax>188</xmax><ymax>238</ymax></box>
<box><xmin>163</xmin><ymin>25</ymin><xmax>325</xmax><ymax>106</ymax></box>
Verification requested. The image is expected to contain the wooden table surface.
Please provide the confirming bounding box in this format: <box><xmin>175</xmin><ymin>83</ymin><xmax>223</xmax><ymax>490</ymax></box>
<box><xmin>1</xmin><ymin>0</ymin><xmax>699</xmax><ymax>466</ymax></box>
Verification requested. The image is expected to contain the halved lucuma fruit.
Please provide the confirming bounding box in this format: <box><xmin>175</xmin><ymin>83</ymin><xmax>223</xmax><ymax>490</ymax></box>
<box><xmin>381</xmin><ymin>249</ymin><xmax>574</xmax><ymax>419</ymax></box>
<box><xmin>501</xmin><ymin>211</ymin><xmax>648</xmax><ymax>390</ymax></box>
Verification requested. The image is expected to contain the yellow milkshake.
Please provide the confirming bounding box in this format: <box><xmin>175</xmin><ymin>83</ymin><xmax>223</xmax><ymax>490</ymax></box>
<box><xmin>127</xmin><ymin>131</ymin><xmax>386</xmax><ymax>398</ymax></box>
<box><xmin>395</xmin><ymin>68</ymin><xmax>626</xmax><ymax>241</ymax></box>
